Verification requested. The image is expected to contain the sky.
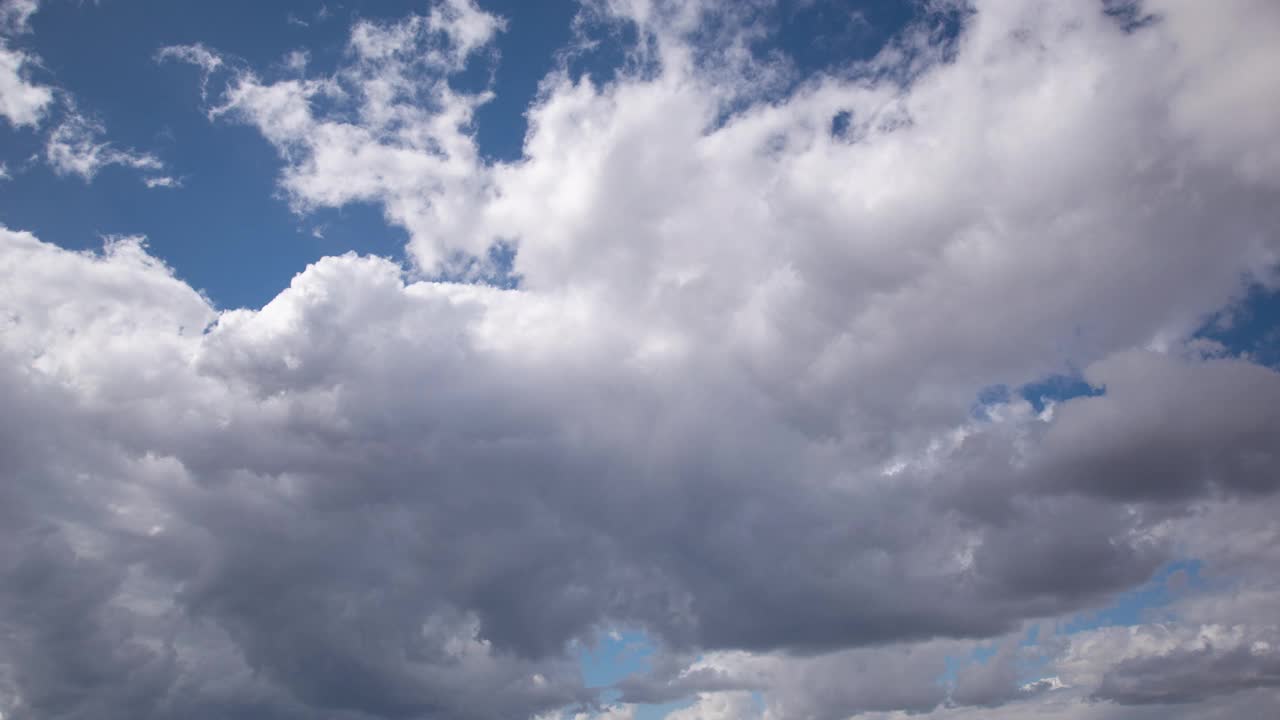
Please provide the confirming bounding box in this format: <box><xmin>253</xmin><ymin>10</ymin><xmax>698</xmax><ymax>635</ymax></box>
<box><xmin>1</xmin><ymin>0</ymin><xmax>1279</xmax><ymax>719</ymax></box>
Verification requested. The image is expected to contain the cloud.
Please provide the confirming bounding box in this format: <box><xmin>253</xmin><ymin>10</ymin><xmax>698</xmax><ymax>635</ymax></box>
<box><xmin>187</xmin><ymin>0</ymin><xmax>1280</xmax><ymax>400</ymax></box>
<box><xmin>0</xmin><ymin>225</ymin><xmax>1148</xmax><ymax>720</ymax></box>
<box><xmin>0</xmin><ymin>0</ymin><xmax>49</xmax><ymax>127</ymax></box>
<box><xmin>155</xmin><ymin>42</ymin><xmax>224</xmax><ymax>74</ymax></box>
<box><xmin>156</xmin><ymin>42</ymin><xmax>224</xmax><ymax>101</ymax></box>
<box><xmin>620</xmin><ymin>644</ymin><xmax>956</xmax><ymax>718</ymax></box>
<box><xmin>1051</xmin><ymin>623</ymin><xmax>1280</xmax><ymax>706</ymax></box>
<box><xmin>0</xmin><ymin>0</ymin><xmax>38</xmax><ymax>35</ymax></box>
<box><xmin>2</xmin><ymin>0</ymin><xmax>161</xmax><ymax>179</ymax></box>
<box><xmin>665</xmin><ymin>692</ymin><xmax>761</xmax><ymax>720</ymax></box>
<box><xmin>615</xmin><ymin>632</ymin><xmax>1064</xmax><ymax>718</ymax></box>
<box><xmin>143</xmin><ymin>174</ymin><xmax>182</xmax><ymax>189</ymax></box>
<box><xmin>161</xmin><ymin>0</ymin><xmax>505</xmax><ymax>275</ymax></box>
<box><xmin>0</xmin><ymin>42</ymin><xmax>51</xmax><ymax>127</ymax></box>
<box><xmin>0</xmin><ymin>230</ymin><xmax>591</xmax><ymax>720</ymax></box>
<box><xmin>425</xmin><ymin>0</ymin><xmax>506</xmax><ymax>68</ymax></box>
<box><xmin>3</xmin><ymin>0</ymin><xmax>1280</xmax><ymax>719</ymax></box>
<box><xmin>536</xmin><ymin>705</ymin><xmax>638</xmax><ymax>720</ymax></box>
<box><xmin>1031</xmin><ymin>351</ymin><xmax>1280</xmax><ymax>501</ymax></box>
<box><xmin>951</xmin><ymin>641</ymin><xmax>1053</xmax><ymax>708</ymax></box>
<box><xmin>44</xmin><ymin>110</ymin><xmax>164</xmax><ymax>180</ymax></box>
<box><xmin>1093</xmin><ymin>631</ymin><xmax>1280</xmax><ymax>705</ymax></box>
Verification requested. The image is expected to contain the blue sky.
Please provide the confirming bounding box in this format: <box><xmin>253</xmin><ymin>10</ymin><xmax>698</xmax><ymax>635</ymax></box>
<box><xmin>3</xmin><ymin>2</ymin><xmax>1280</xmax><ymax>719</ymax></box>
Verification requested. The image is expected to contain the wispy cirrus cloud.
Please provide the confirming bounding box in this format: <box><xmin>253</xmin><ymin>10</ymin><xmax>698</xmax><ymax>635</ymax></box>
<box><xmin>44</xmin><ymin>110</ymin><xmax>163</xmax><ymax>180</ymax></box>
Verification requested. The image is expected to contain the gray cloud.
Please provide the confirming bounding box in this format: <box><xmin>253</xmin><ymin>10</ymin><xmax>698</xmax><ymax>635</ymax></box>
<box><xmin>1094</xmin><ymin>642</ymin><xmax>1280</xmax><ymax>705</ymax></box>
<box><xmin>1032</xmin><ymin>351</ymin><xmax>1280</xmax><ymax>501</ymax></box>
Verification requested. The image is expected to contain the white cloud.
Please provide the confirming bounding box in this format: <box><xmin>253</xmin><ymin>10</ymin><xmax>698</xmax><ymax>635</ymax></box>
<box><xmin>45</xmin><ymin>111</ymin><xmax>164</xmax><ymax>180</ymax></box>
<box><xmin>0</xmin><ymin>42</ymin><xmax>51</xmax><ymax>127</ymax></box>
<box><xmin>142</xmin><ymin>175</ymin><xmax>182</xmax><ymax>189</ymax></box>
<box><xmin>535</xmin><ymin>705</ymin><xmax>637</xmax><ymax>720</ymax></box>
<box><xmin>161</xmin><ymin>1</ymin><xmax>505</xmax><ymax>275</ymax></box>
<box><xmin>282</xmin><ymin>49</ymin><xmax>309</xmax><ymax>73</ymax></box>
<box><xmin>0</xmin><ymin>0</ymin><xmax>38</xmax><ymax>35</ymax></box>
<box><xmin>156</xmin><ymin>42</ymin><xmax>224</xmax><ymax>101</ymax></box>
<box><xmin>155</xmin><ymin>42</ymin><xmax>223</xmax><ymax>75</ymax></box>
<box><xmin>0</xmin><ymin>0</ymin><xmax>49</xmax><ymax>127</ymax></box>
<box><xmin>666</xmin><ymin>692</ymin><xmax>761</xmax><ymax>720</ymax></box>
<box><xmin>426</xmin><ymin>0</ymin><xmax>506</xmax><ymax>68</ymax></box>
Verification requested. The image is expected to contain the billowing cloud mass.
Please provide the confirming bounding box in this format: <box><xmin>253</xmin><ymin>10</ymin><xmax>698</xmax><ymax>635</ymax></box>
<box><xmin>3</xmin><ymin>0</ymin><xmax>1280</xmax><ymax>718</ymax></box>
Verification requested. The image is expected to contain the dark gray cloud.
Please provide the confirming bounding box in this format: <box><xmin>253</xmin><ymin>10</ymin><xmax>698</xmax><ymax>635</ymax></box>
<box><xmin>1033</xmin><ymin>351</ymin><xmax>1280</xmax><ymax>501</ymax></box>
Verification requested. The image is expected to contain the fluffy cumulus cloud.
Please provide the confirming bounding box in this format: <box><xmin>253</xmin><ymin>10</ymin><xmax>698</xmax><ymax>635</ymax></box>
<box><xmin>3</xmin><ymin>0</ymin><xmax>1280</xmax><ymax>718</ymax></box>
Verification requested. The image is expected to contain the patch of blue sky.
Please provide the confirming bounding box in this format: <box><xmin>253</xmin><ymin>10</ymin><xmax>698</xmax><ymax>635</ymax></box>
<box><xmin>1195</xmin><ymin>281</ymin><xmax>1280</xmax><ymax>367</ymax></box>
<box><xmin>579</xmin><ymin>628</ymin><xmax>657</xmax><ymax>694</ymax></box>
<box><xmin>1061</xmin><ymin>559</ymin><xmax>1204</xmax><ymax>634</ymax></box>
<box><xmin>969</xmin><ymin>383</ymin><xmax>1010</xmax><ymax>420</ymax></box>
<box><xmin>577</xmin><ymin>628</ymin><xmax>697</xmax><ymax>718</ymax></box>
<box><xmin>462</xmin><ymin>0</ymin><xmax>581</xmax><ymax>163</ymax></box>
<box><xmin>971</xmin><ymin>373</ymin><xmax>1104</xmax><ymax>420</ymax></box>
<box><xmin>1018</xmin><ymin>373</ymin><xmax>1104</xmax><ymax>413</ymax></box>
<box><xmin>773</xmin><ymin>0</ymin><xmax>916</xmax><ymax>75</ymax></box>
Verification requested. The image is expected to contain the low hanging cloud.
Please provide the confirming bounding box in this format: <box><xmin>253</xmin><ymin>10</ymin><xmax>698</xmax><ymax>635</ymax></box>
<box><xmin>4</xmin><ymin>0</ymin><xmax>1280</xmax><ymax>719</ymax></box>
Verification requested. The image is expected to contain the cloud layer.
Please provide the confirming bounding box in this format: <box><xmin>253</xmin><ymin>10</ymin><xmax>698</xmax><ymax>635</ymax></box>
<box><xmin>3</xmin><ymin>1</ymin><xmax>1280</xmax><ymax>718</ymax></box>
